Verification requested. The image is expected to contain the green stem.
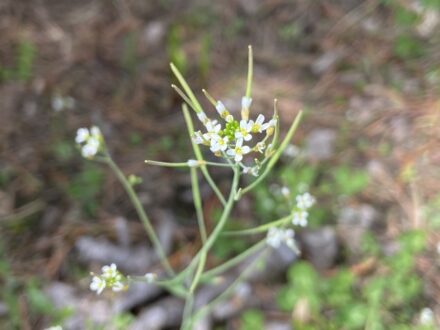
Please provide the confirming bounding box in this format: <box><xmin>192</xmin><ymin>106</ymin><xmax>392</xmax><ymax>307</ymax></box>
<box><xmin>183</xmin><ymin>165</ymin><xmax>240</xmax><ymax>276</ymax></box>
<box><xmin>190</xmin><ymin>168</ymin><xmax>207</xmax><ymax>242</ymax></box>
<box><xmin>201</xmin><ymin>239</ymin><xmax>266</xmax><ymax>281</ymax></box>
<box><xmin>222</xmin><ymin>214</ymin><xmax>292</xmax><ymax>236</ymax></box>
<box><xmin>145</xmin><ymin>160</ymin><xmax>233</xmax><ymax>168</ymax></box>
<box><xmin>182</xmin><ymin>104</ymin><xmax>227</xmax><ymax>206</ymax></box>
<box><xmin>194</xmin><ymin>249</ymin><xmax>268</xmax><ymax>322</ymax></box>
<box><xmin>181</xmin><ymin>292</ymin><xmax>194</xmax><ymax>330</ymax></box>
<box><xmin>246</xmin><ymin>45</ymin><xmax>253</xmax><ymax>98</ymax></box>
<box><xmin>105</xmin><ymin>156</ymin><xmax>175</xmax><ymax>276</ymax></box>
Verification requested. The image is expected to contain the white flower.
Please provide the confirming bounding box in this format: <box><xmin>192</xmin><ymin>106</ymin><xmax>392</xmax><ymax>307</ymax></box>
<box><xmin>90</xmin><ymin>263</ymin><xmax>126</xmax><ymax>295</ymax></box>
<box><xmin>202</xmin><ymin>121</ymin><xmax>222</xmax><ymax>144</ymax></box>
<box><xmin>75</xmin><ymin>128</ymin><xmax>89</xmax><ymax>143</ymax></box>
<box><xmin>215</xmin><ymin>101</ymin><xmax>233</xmax><ymax>122</ymax></box>
<box><xmin>206</xmin><ymin>120</ymin><xmax>221</xmax><ymax>133</ymax></box>
<box><xmin>266</xmin><ymin>227</ymin><xmax>297</xmax><ymax>251</ymax></box>
<box><xmin>210</xmin><ymin>135</ymin><xmax>229</xmax><ymax>153</ymax></box>
<box><xmin>235</xmin><ymin>120</ymin><xmax>252</xmax><ymax>141</ymax></box>
<box><xmin>249</xmin><ymin>114</ymin><xmax>266</xmax><ymax>133</ymax></box>
<box><xmin>90</xmin><ymin>276</ymin><xmax>106</xmax><ymax>295</ymax></box>
<box><xmin>192</xmin><ymin>131</ymin><xmax>205</xmax><ymax>144</ymax></box>
<box><xmin>81</xmin><ymin>139</ymin><xmax>100</xmax><ymax>158</ymax></box>
<box><xmin>76</xmin><ymin>126</ymin><xmax>102</xmax><ymax>159</ymax></box>
<box><xmin>102</xmin><ymin>263</ymin><xmax>118</xmax><ymax>279</ymax></box>
<box><xmin>262</xmin><ymin>118</ymin><xmax>277</xmax><ymax>131</ymax></box>
<box><xmin>296</xmin><ymin>192</ymin><xmax>315</xmax><ymax>210</ymax></box>
<box><xmin>243</xmin><ymin>166</ymin><xmax>259</xmax><ymax>176</ymax></box>
<box><xmin>420</xmin><ymin>307</ymin><xmax>434</xmax><ymax>325</ymax></box>
<box><xmin>255</xmin><ymin>141</ymin><xmax>265</xmax><ymax>153</ymax></box>
<box><xmin>112</xmin><ymin>281</ymin><xmax>125</xmax><ymax>292</ymax></box>
<box><xmin>292</xmin><ymin>210</ymin><xmax>308</xmax><ymax>227</ymax></box>
<box><xmin>227</xmin><ymin>138</ymin><xmax>250</xmax><ymax>162</ymax></box>
<box><xmin>90</xmin><ymin>126</ymin><xmax>101</xmax><ymax>139</ymax></box>
<box><xmin>241</xmin><ymin>96</ymin><xmax>252</xmax><ymax>109</ymax></box>
<box><xmin>145</xmin><ymin>273</ymin><xmax>157</xmax><ymax>283</ymax></box>
<box><xmin>197</xmin><ymin>111</ymin><xmax>209</xmax><ymax>124</ymax></box>
<box><xmin>436</xmin><ymin>241</ymin><xmax>440</xmax><ymax>255</ymax></box>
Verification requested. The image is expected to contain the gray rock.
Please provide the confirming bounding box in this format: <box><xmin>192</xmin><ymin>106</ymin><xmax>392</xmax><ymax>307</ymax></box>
<box><xmin>113</xmin><ymin>282</ymin><xmax>162</xmax><ymax>313</ymax></box>
<box><xmin>75</xmin><ymin>236</ymin><xmax>154</xmax><ymax>274</ymax></box>
<box><xmin>129</xmin><ymin>297</ymin><xmax>184</xmax><ymax>330</ymax></box>
<box><xmin>265</xmin><ymin>321</ymin><xmax>292</xmax><ymax>330</ymax></box>
<box><xmin>337</xmin><ymin>204</ymin><xmax>381</xmax><ymax>255</ymax></box>
<box><xmin>142</xmin><ymin>21</ymin><xmax>165</xmax><ymax>47</ymax></box>
<box><xmin>0</xmin><ymin>302</ymin><xmax>7</xmax><ymax>317</ymax></box>
<box><xmin>305</xmin><ymin>129</ymin><xmax>337</xmax><ymax>161</ymax></box>
<box><xmin>311</xmin><ymin>51</ymin><xmax>341</xmax><ymax>75</ymax></box>
<box><xmin>298</xmin><ymin>227</ymin><xmax>338</xmax><ymax>270</ymax></box>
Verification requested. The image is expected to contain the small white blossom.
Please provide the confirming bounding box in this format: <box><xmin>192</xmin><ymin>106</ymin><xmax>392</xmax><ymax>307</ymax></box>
<box><xmin>262</xmin><ymin>118</ymin><xmax>277</xmax><ymax>132</ymax></box>
<box><xmin>436</xmin><ymin>242</ymin><xmax>440</xmax><ymax>255</ymax></box>
<box><xmin>235</xmin><ymin>120</ymin><xmax>252</xmax><ymax>141</ymax></box>
<box><xmin>292</xmin><ymin>210</ymin><xmax>308</xmax><ymax>227</ymax></box>
<box><xmin>75</xmin><ymin>128</ymin><xmax>89</xmax><ymax>144</ymax></box>
<box><xmin>215</xmin><ymin>101</ymin><xmax>233</xmax><ymax>123</ymax></box>
<box><xmin>420</xmin><ymin>307</ymin><xmax>434</xmax><ymax>325</ymax></box>
<box><xmin>90</xmin><ymin>126</ymin><xmax>101</xmax><ymax>139</ymax></box>
<box><xmin>145</xmin><ymin>273</ymin><xmax>157</xmax><ymax>283</ymax></box>
<box><xmin>206</xmin><ymin>120</ymin><xmax>221</xmax><ymax>133</ymax></box>
<box><xmin>102</xmin><ymin>263</ymin><xmax>119</xmax><ymax>279</ymax></box>
<box><xmin>90</xmin><ymin>276</ymin><xmax>106</xmax><ymax>295</ymax></box>
<box><xmin>255</xmin><ymin>141</ymin><xmax>265</xmax><ymax>153</ymax></box>
<box><xmin>243</xmin><ymin>166</ymin><xmax>259</xmax><ymax>177</ymax></box>
<box><xmin>90</xmin><ymin>263</ymin><xmax>126</xmax><ymax>295</ymax></box>
<box><xmin>296</xmin><ymin>192</ymin><xmax>315</xmax><ymax>210</ymax></box>
<box><xmin>112</xmin><ymin>281</ymin><xmax>124</xmax><ymax>292</ymax></box>
<box><xmin>81</xmin><ymin>138</ymin><xmax>100</xmax><ymax>158</ymax></box>
<box><xmin>210</xmin><ymin>135</ymin><xmax>229</xmax><ymax>153</ymax></box>
<box><xmin>266</xmin><ymin>227</ymin><xmax>297</xmax><ymax>252</ymax></box>
<box><xmin>197</xmin><ymin>111</ymin><xmax>209</xmax><ymax>125</ymax></box>
<box><xmin>227</xmin><ymin>138</ymin><xmax>250</xmax><ymax>162</ymax></box>
<box><xmin>193</xmin><ymin>131</ymin><xmax>205</xmax><ymax>145</ymax></box>
<box><xmin>76</xmin><ymin>126</ymin><xmax>102</xmax><ymax>159</ymax></box>
<box><xmin>241</xmin><ymin>96</ymin><xmax>252</xmax><ymax>109</ymax></box>
<box><xmin>249</xmin><ymin>114</ymin><xmax>266</xmax><ymax>133</ymax></box>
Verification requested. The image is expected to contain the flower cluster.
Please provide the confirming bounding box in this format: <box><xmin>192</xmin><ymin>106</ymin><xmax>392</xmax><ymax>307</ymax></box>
<box><xmin>266</xmin><ymin>227</ymin><xmax>298</xmax><ymax>252</ymax></box>
<box><xmin>75</xmin><ymin>126</ymin><xmax>103</xmax><ymax>158</ymax></box>
<box><xmin>192</xmin><ymin>97</ymin><xmax>276</xmax><ymax>167</ymax></box>
<box><xmin>291</xmin><ymin>192</ymin><xmax>316</xmax><ymax>227</ymax></box>
<box><xmin>90</xmin><ymin>263</ymin><xmax>126</xmax><ymax>295</ymax></box>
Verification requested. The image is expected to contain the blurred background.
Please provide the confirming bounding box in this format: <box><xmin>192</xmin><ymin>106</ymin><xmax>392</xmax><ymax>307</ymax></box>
<box><xmin>1</xmin><ymin>0</ymin><xmax>439</xmax><ymax>329</ymax></box>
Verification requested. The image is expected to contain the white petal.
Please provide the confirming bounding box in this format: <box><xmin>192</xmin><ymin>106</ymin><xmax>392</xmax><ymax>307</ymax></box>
<box><xmin>256</xmin><ymin>114</ymin><xmax>265</xmax><ymax>125</ymax></box>
<box><xmin>241</xmin><ymin>96</ymin><xmax>252</xmax><ymax>109</ymax></box>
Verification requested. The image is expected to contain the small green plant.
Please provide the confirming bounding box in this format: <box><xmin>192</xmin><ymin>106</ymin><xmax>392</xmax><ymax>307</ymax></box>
<box><xmin>240</xmin><ymin>309</ymin><xmax>265</xmax><ymax>330</ymax></box>
<box><xmin>277</xmin><ymin>230</ymin><xmax>433</xmax><ymax>329</ymax></box>
<box><xmin>0</xmin><ymin>40</ymin><xmax>36</xmax><ymax>82</ymax></box>
<box><xmin>74</xmin><ymin>47</ymin><xmax>311</xmax><ymax>329</ymax></box>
